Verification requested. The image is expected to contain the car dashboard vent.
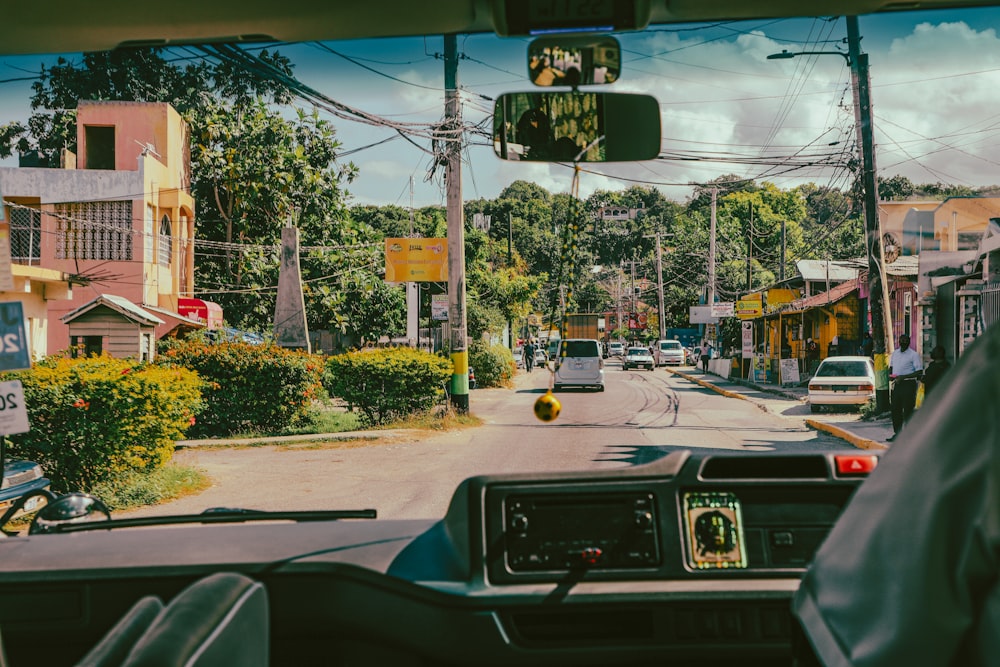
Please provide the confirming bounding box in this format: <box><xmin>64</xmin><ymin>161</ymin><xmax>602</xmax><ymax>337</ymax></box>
<box><xmin>700</xmin><ymin>456</ymin><xmax>829</xmax><ymax>480</ymax></box>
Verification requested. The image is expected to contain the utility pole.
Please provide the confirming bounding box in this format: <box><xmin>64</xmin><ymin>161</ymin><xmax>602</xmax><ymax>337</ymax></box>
<box><xmin>644</xmin><ymin>231</ymin><xmax>672</xmax><ymax>341</ymax></box>
<box><xmin>444</xmin><ymin>34</ymin><xmax>468</xmax><ymax>413</ymax></box>
<box><xmin>508</xmin><ymin>212</ymin><xmax>514</xmax><ymax>349</ymax></box>
<box><xmin>708</xmin><ymin>188</ymin><xmax>718</xmax><ymax>308</ymax></box>
<box><xmin>847</xmin><ymin>15</ymin><xmax>892</xmax><ymax>412</ymax></box>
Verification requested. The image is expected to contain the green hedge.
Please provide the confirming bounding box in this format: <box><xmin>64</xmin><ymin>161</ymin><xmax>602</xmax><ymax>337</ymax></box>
<box><xmin>325</xmin><ymin>347</ymin><xmax>452</xmax><ymax>425</ymax></box>
<box><xmin>2</xmin><ymin>355</ymin><xmax>204</xmax><ymax>493</ymax></box>
<box><xmin>157</xmin><ymin>338</ymin><xmax>325</xmax><ymax>437</ymax></box>
<box><xmin>469</xmin><ymin>341</ymin><xmax>515</xmax><ymax>388</ymax></box>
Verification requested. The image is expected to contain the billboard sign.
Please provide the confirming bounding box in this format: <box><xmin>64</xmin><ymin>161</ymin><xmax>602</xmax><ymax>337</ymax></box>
<box><xmin>689</xmin><ymin>305</ymin><xmax>718</xmax><ymax>324</ymax></box>
<box><xmin>385</xmin><ymin>238</ymin><xmax>448</xmax><ymax>282</ymax></box>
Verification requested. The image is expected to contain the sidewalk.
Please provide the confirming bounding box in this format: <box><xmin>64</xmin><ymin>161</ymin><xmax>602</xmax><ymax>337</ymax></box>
<box><xmin>664</xmin><ymin>367</ymin><xmax>893</xmax><ymax>451</ymax></box>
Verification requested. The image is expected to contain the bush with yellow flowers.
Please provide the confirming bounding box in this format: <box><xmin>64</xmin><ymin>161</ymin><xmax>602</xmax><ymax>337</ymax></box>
<box><xmin>2</xmin><ymin>354</ymin><xmax>204</xmax><ymax>493</ymax></box>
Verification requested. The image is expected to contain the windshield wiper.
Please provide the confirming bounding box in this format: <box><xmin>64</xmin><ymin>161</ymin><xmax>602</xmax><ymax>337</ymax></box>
<box><xmin>43</xmin><ymin>508</ymin><xmax>377</xmax><ymax>533</ymax></box>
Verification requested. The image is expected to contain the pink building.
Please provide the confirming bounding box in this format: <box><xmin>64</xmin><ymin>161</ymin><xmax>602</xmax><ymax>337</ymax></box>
<box><xmin>0</xmin><ymin>101</ymin><xmax>200</xmax><ymax>357</ymax></box>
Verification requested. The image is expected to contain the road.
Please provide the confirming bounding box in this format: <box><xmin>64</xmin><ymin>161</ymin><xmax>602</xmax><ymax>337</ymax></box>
<box><xmin>117</xmin><ymin>359</ymin><xmax>851</xmax><ymax>521</ymax></box>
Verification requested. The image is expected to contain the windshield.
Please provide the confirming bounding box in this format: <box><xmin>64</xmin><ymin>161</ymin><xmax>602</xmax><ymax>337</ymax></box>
<box><xmin>0</xmin><ymin>5</ymin><xmax>995</xmax><ymax>526</ymax></box>
<box><xmin>0</xmin><ymin>2</ymin><xmax>988</xmax><ymax>516</ymax></box>
<box><xmin>5</xmin><ymin>5</ymin><xmax>1000</xmax><ymax>667</ymax></box>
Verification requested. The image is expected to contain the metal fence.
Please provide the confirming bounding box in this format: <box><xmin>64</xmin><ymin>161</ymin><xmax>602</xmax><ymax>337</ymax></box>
<box><xmin>981</xmin><ymin>281</ymin><xmax>1000</xmax><ymax>332</ymax></box>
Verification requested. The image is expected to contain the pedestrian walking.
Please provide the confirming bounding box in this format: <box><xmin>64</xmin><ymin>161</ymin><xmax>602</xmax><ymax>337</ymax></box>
<box><xmin>888</xmin><ymin>334</ymin><xmax>923</xmax><ymax>441</ymax></box>
<box><xmin>699</xmin><ymin>340</ymin><xmax>712</xmax><ymax>374</ymax></box>
<box><xmin>523</xmin><ymin>339</ymin><xmax>536</xmax><ymax>372</ymax></box>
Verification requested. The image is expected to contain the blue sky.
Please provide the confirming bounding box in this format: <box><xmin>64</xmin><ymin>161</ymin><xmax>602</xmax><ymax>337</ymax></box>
<box><xmin>4</xmin><ymin>8</ymin><xmax>1000</xmax><ymax>208</ymax></box>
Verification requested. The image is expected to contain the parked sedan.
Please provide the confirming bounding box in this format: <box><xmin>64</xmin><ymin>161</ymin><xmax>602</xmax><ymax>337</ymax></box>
<box><xmin>807</xmin><ymin>356</ymin><xmax>876</xmax><ymax>413</ymax></box>
<box><xmin>622</xmin><ymin>346</ymin><xmax>655</xmax><ymax>371</ymax></box>
<box><xmin>1</xmin><ymin>459</ymin><xmax>51</xmax><ymax>520</ymax></box>
<box><xmin>512</xmin><ymin>347</ymin><xmax>524</xmax><ymax>369</ymax></box>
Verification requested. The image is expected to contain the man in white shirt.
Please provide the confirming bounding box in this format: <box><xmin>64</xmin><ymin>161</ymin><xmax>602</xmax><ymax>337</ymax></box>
<box><xmin>888</xmin><ymin>333</ymin><xmax>923</xmax><ymax>441</ymax></box>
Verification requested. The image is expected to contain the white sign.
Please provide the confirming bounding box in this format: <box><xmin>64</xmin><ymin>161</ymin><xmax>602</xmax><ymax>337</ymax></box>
<box><xmin>711</xmin><ymin>302</ymin><xmax>735</xmax><ymax>318</ymax></box>
<box><xmin>0</xmin><ymin>380</ymin><xmax>30</xmax><ymax>435</ymax></box>
<box><xmin>689</xmin><ymin>305</ymin><xmax>719</xmax><ymax>324</ymax></box>
<box><xmin>431</xmin><ymin>294</ymin><xmax>448</xmax><ymax>321</ymax></box>
<box><xmin>779</xmin><ymin>358</ymin><xmax>800</xmax><ymax>386</ymax></box>
<box><xmin>741</xmin><ymin>321</ymin><xmax>753</xmax><ymax>357</ymax></box>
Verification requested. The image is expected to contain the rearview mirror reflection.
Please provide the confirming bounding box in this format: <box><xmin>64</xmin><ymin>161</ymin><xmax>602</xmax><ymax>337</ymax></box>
<box><xmin>528</xmin><ymin>36</ymin><xmax>621</xmax><ymax>87</ymax></box>
<box><xmin>493</xmin><ymin>92</ymin><xmax>661</xmax><ymax>162</ymax></box>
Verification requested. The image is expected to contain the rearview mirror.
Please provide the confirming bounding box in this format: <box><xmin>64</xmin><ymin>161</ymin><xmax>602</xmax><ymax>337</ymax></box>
<box><xmin>493</xmin><ymin>92</ymin><xmax>661</xmax><ymax>162</ymax></box>
<box><xmin>528</xmin><ymin>36</ymin><xmax>621</xmax><ymax>87</ymax></box>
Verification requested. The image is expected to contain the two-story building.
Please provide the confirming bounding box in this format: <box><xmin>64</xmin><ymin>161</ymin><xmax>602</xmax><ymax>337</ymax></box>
<box><xmin>0</xmin><ymin>101</ymin><xmax>200</xmax><ymax>357</ymax></box>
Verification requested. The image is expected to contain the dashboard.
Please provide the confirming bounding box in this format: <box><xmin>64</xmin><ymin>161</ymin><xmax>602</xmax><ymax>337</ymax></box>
<box><xmin>0</xmin><ymin>450</ymin><xmax>878</xmax><ymax>666</ymax></box>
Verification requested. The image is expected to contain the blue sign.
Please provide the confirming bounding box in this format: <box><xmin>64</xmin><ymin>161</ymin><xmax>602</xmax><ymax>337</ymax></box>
<box><xmin>0</xmin><ymin>302</ymin><xmax>31</xmax><ymax>371</ymax></box>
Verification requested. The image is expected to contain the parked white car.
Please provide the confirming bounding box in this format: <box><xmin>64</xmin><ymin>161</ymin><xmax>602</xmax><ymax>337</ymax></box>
<box><xmin>807</xmin><ymin>356</ymin><xmax>876</xmax><ymax>413</ymax></box>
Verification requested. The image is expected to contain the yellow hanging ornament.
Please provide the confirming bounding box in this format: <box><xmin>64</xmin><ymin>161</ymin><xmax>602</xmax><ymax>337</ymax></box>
<box><xmin>534</xmin><ymin>390</ymin><xmax>562</xmax><ymax>422</ymax></box>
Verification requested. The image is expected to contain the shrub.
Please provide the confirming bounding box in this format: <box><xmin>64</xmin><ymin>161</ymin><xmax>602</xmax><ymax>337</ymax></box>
<box><xmin>325</xmin><ymin>347</ymin><xmax>452</xmax><ymax>426</ymax></box>
<box><xmin>3</xmin><ymin>355</ymin><xmax>204</xmax><ymax>493</ymax></box>
<box><xmin>157</xmin><ymin>338</ymin><xmax>325</xmax><ymax>437</ymax></box>
<box><xmin>469</xmin><ymin>340</ymin><xmax>515</xmax><ymax>388</ymax></box>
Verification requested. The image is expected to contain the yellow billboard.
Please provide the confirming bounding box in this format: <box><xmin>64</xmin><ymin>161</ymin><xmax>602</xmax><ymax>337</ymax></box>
<box><xmin>736</xmin><ymin>293</ymin><xmax>763</xmax><ymax>319</ymax></box>
<box><xmin>385</xmin><ymin>238</ymin><xmax>448</xmax><ymax>282</ymax></box>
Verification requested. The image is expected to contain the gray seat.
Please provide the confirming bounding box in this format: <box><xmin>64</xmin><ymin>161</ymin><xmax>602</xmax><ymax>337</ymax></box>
<box><xmin>122</xmin><ymin>572</ymin><xmax>269</xmax><ymax>667</ymax></box>
<box><xmin>75</xmin><ymin>596</ymin><xmax>165</xmax><ymax>667</ymax></box>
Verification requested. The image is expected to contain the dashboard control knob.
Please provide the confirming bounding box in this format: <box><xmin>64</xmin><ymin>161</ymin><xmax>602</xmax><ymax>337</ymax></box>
<box><xmin>510</xmin><ymin>513</ymin><xmax>529</xmax><ymax>533</ymax></box>
<box><xmin>634</xmin><ymin>510</ymin><xmax>653</xmax><ymax>529</ymax></box>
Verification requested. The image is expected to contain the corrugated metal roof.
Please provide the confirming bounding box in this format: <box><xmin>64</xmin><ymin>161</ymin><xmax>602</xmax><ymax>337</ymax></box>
<box><xmin>61</xmin><ymin>294</ymin><xmax>165</xmax><ymax>325</ymax></box>
<box><xmin>796</xmin><ymin>259</ymin><xmax>858</xmax><ymax>282</ymax></box>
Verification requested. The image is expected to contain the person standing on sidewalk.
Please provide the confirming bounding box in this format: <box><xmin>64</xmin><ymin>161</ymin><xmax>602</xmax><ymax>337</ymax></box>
<box><xmin>888</xmin><ymin>334</ymin><xmax>922</xmax><ymax>441</ymax></box>
<box><xmin>699</xmin><ymin>340</ymin><xmax>712</xmax><ymax>373</ymax></box>
<box><xmin>921</xmin><ymin>344</ymin><xmax>951</xmax><ymax>397</ymax></box>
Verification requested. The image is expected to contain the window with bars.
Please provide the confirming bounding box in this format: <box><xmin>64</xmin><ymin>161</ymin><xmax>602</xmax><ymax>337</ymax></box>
<box><xmin>159</xmin><ymin>215</ymin><xmax>172</xmax><ymax>266</ymax></box>
<box><xmin>9</xmin><ymin>206</ymin><xmax>41</xmax><ymax>264</ymax></box>
<box><xmin>55</xmin><ymin>201</ymin><xmax>133</xmax><ymax>260</ymax></box>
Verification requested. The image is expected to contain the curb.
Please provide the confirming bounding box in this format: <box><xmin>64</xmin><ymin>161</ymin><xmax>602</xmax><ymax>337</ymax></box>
<box><xmin>666</xmin><ymin>368</ymin><xmax>883</xmax><ymax>451</ymax></box>
<box><xmin>804</xmin><ymin>419</ymin><xmax>887</xmax><ymax>451</ymax></box>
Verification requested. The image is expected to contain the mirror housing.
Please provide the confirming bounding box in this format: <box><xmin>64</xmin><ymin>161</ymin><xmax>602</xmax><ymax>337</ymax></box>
<box><xmin>528</xmin><ymin>36</ymin><xmax>620</xmax><ymax>87</ymax></box>
<box><xmin>30</xmin><ymin>492</ymin><xmax>112</xmax><ymax>534</ymax></box>
<box><xmin>493</xmin><ymin>92</ymin><xmax>661</xmax><ymax>162</ymax></box>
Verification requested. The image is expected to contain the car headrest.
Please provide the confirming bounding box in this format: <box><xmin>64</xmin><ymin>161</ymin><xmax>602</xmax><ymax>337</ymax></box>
<box><xmin>74</xmin><ymin>596</ymin><xmax>165</xmax><ymax>667</ymax></box>
<box><xmin>123</xmin><ymin>572</ymin><xmax>269</xmax><ymax>667</ymax></box>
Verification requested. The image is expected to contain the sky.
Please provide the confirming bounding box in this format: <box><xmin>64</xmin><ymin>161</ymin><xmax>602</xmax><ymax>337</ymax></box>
<box><xmin>4</xmin><ymin>7</ymin><xmax>1000</xmax><ymax>209</ymax></box>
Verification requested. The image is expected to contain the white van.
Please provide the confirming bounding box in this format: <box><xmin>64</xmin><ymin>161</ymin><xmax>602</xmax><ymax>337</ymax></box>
<box><xmin>553</xmin><ymin>339</ymin><xmax>605</xmax><ymax>391</ymax></box>
<box><xmin>656</xmin><ymin>339</ymin><xmax>686</xmax><ymax>366</ymax></box>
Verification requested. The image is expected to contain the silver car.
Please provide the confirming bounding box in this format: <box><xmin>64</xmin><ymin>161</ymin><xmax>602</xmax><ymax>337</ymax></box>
<box><xmin>553</xmin><ymin>339</ymin><xmax>605</xmax><ymax>391</ymax></box>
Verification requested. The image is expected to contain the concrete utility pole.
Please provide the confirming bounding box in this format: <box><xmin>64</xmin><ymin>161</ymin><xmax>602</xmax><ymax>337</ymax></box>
<box><xmin>644</xmin><ymin>232</ymin><xmax>671</xmax><ymax>341</ymax></box>
<box><xmin>444</xmin><ymin>34</ymin><xmax>469</xmax><ymax>413</ymax></box>
<box><xmin>708</xmin><ymin>188</ymin><xmax>718</xmax><ymax>308</ymax></box>
<box><xmin>847</xmin><ymin>15</ymin><xmax>892</xmax><ymax>412</ymax></box>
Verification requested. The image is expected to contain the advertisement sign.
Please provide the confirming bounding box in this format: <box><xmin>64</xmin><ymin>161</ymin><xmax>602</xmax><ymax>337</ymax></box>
<box><xmin>741</xmin><ymin>321</ymin><xmax>753</xmax><ymax>358</ymax></box>
<box><xmin>0</xmin><ymin>380</ymin><xmax>29</xmax><ymax>435</ymax></box>
<box><xmin>431</xmin><ymin>294</ymin><xmax>448</xmax><ymax>321</ymax></box>
<box><xmin>736</xmin><ymin>294</ymin><xmax>763</xmax><ymax>319</ymax></box>
<box><xmin>711</xmin><ymin>302</ymin><xmax>735</xmax><ymax>318</ymax></box>
<box><xmin>689</xmin><ymin>305</ymin><xmax>718</xmax><ymax>324</ymax></box>
<box><xmin>0</xmin><ymin>302</ymin><xmax>30</xmax><ymax>372</ymax></box>
<box><xmin>385</xmin><ymin>238</ymin><xmax>448</xmax><ymax>282</ymax></box>
<box><xmin>628</xmin><ymin>312</ymin><xmax>647</xmax><ymax>330</ymax></box>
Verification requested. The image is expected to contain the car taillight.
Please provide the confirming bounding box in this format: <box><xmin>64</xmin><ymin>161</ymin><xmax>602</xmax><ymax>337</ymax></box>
<box><xmin>858</xmin><ymin>383</ymin><xmax>874</xmax><ymax>391</ymax></box>
<box><xmin>810</xmin><ymin>383</ymin><xmax>831</xmax><ymax>391</ymax></box>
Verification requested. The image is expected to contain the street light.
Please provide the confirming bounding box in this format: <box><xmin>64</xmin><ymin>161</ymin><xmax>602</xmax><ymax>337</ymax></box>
<box><xmin>767</xmin><ymin>16</ymin><xmax>893</xmax><ymax>412</ymax></box>
<box><xmin>766</xmin><ymin>49</ymin><xmax>850</xmax><ymax>65</ymax></box>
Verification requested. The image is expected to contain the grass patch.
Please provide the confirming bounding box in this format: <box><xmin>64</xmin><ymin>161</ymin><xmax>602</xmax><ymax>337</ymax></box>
<box><xmin>90</xmin><ymin>464</ymin><xmax>211</xmax><ymax>512</ymax></box>
<box><xmin>388</xmin><ymin>409</ymin><xmax>483</xmax><ymax>431</ymax></box>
